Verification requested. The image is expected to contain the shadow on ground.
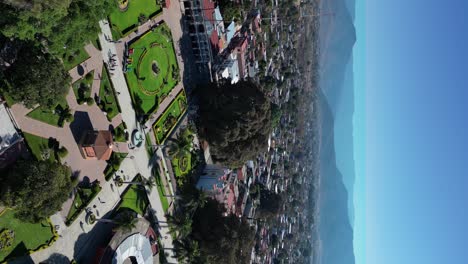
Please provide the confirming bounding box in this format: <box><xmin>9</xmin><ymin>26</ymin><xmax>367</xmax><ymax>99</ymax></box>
<box><xmin>72</xmin><ymin>212</ymin><xmax>114</xmax><ymax>263</ymax></box>
<box><xmin>39</xmin><ymin>253</ymin><xmax>70</xmax><ymax>264</ymax></box>
<box><xmin>70</xmin><ymin>111</ymin><xmax>94</xmax><ymax>144</ymax></box>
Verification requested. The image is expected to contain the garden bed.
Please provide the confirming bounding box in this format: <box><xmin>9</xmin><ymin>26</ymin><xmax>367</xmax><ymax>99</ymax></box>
<box><xmin>0</xmin><ymin>209</ymin><xmax>56</xmax><ymax>263</ymax></box>
<box><xmin>171</xmin><ymin>153</ymin><xmax>192</xmax><ymax>179</ymax></box>
<box><xmin>113</xmin><ymin>122</ymin><xmax>127</xmax><ymax>142</ymax></box>
<box><xmin>22</xmin><ymin>133</ymin><xmax>58</xmax><ymax>162</ymax></box>
<box><xmin>152</xmin><ymin>90</ymin><xmax>187</xmax><ymax>144</ymax></box>
<box><xmin>27</xmin><ymin>95</ymin><xmax>71</xmax><ymax>127</ymax></box>
<box><xmin>104</xmin><ymin>152</ymin><xmax>128</xmax><ymax>181</ymax></box>
<box><xmin>98</xmin><ymin>65</ymin><xmax>120</xmax><ymax>120</ymax></box>
<box><xmin>153</xmin><ymin>168</ymin><xmax>169</xmax><ymax>212</ymax></box>
<box><xmin>115</xmin><ymin>175</ymin><xmax>149</xmax><ymax>216</ymax></box>
<box><xmin>72</xmin><ymin>71</ymin><xmax>94</xmax><ymax>105</ymax></box>
<box><xmin>126</xmin><ymin>24</ymin><xmax>179</xmax><ymax>115</ymax></box>
<box><xmin>62</xmin><ymin>47</ymin><xmax>90</xmax><ymax>71</ymax></box>
<box><xmin>65</xmin><ymin>183</ymin><xmax>102</xmax><ymax>226</ymax></box>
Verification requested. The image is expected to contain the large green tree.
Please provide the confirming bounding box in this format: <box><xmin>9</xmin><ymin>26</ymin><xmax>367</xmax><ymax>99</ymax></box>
<box><xmin>0</xmin><ymin>0</ymin><xmax>113</xmax><ymax>58</ymax></box>
<box><xmin>0</xmin><ymin>160</ymin><xmax>74</xmax><ymax>223</ymax></box>
<box><xmin>2</xmin><ymin>41</ymin><xmax>70</xmax><ymax>108</ymax></box>
<box><xmin>258</xmin><ymin>185</ymin><xmax>283</xmax><ymax>217</ymax></box>
<box><xmin>192</xmin><ymin>199</ymin><xmax>255</xmax><ymax>264</ymax></box>
<box><xmin>0</xmin><ymin>0</ymin><xmax>71</xmax><ymax>40</ymax></box>
<box><xmin>196</xmin><ymin>80</ymin><xmax>272</xmax><ymax>167</ymax></box>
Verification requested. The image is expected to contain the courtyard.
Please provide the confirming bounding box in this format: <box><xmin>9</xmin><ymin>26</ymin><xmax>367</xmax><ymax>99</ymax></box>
<box><xmin>126</xmin><ymin>24</ymin><xmax>179</xmax><ymax>115</ymax></box>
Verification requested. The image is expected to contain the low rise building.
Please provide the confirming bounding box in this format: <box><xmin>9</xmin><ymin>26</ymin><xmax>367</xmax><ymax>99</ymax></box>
<box><xmin>79</xmin><ymin>130</ymin><xmax>113</xmax><ymax>160</ymax></box>
<box><xmin>0</xmin><ymin>101</ymin><xmax>25</xmax><ymax>169</ymax></box>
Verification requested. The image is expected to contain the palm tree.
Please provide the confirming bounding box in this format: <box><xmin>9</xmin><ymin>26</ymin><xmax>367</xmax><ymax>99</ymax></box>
<box><xmin>86</xmin><ymin>210</ymin><xmax>137</xmax><ymax>231</ymax></box>
<box><xmin>166</xmin><ymin>128</ymin><xmax>193</xmax><ymax>158</ymax></box>
<box><xmin>114</xmin><ymin>175</ymin><xmax>156</xmax><ymax>191</ymax></box>
<box><xmin>184</xmin><ymin>190</ymin><xmax>207</xmax><ymax>217</ymax></box>
<box><xmin>173</xmin><ymin>237</ymin><xmax>201</xmax><ymax>263</ymax></box>
<box><xmin>167</xmin><ymin>213</ymin><xmax>192</xmax><ymax>239</ymax></box>
<box><xmin>114</xmin><ymin>210</ymin><xmax>138</xmax><ymax>231</ymax></box>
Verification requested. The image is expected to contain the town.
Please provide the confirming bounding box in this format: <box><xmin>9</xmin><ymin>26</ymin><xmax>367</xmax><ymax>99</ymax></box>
<box><xmin>0</xmin><ymin>0</ymin><xmax>320</xmax><ymax>263</ymax></box>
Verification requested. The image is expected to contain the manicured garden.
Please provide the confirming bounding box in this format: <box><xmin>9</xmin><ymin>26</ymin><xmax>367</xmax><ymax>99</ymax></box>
<box><xmin>116</xmin><ymin>175</ymin><xmax>149</xmax><ymax>216</ymax></box>
<box><xmin>27</xmin><ymin>95</ymin><xmax>71</xmax><ymax>127</ymax></box>
<box><xmin>113</xmin><ymin>122</ymin><xmax>127</xmax><ymax>142</ymax></box>
<box><xmin>62</xmin><ymin>46</ymin><xmax>90</xmax><ymax>71</ymax></box>
<box><xmin>153</xmin><ymin>91</ymin><xmax>187</xmax><ymax>144</ymax></box>
<box><xmin>126</xmin><ymin>24</ymin><xmax>179</xmax><ymax>114</ymax></box>
<box><xmin>98</xmin><ymin>65</ymin><xmax>120</xmax><ymax>120</ymax></box>
<box><xmin>65</xmin><ymin>183</ymin><xmax>102</xmax><ymax>226</ymax></box>
<box><xmin>0</xmin><ymin>209</ymin><xmax>55</xmax><ymax>263</ymax></box>
<box><xmin>72</xmin><ymin>71</ymin><xmax>94</xmax><ymax>105</ymax></box>
<box><xmin>104</xmin><ymin>152</ymin><xmax>129</xmax><ymax>181</ymax></box>
<box><xmin>172</xmin><ymin>153</ymin><xmax>192</xmax><ymax>179</ymax></box>
<box><xmin>109</xmin><ymin>0</ymin><xmax>162</xmax><ymax>38</ymax></box>
<box><xmin>23</xmin><ymin>133</ymin><xmax>57</xmax><ymax>162</ymax></box>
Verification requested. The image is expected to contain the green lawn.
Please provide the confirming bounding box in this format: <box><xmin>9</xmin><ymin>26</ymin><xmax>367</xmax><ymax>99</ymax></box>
<box><xmin>27</xmin><ymin>94</ymin><xmax>69</xmax><ymax>127</ymax></box>
<box><xmin>99</xmin><ymin>65</ymin><xmax>120</xmax><ymax>120</ymax></box>
<box><xmin>171</xmin><ymin>153</ymin><xmax>192</xmax><ymax>178</ymax></box>
<box><xmin>23</xmin><ymin>133</ymin><xmax>56</xmax><ymax>162</ymax></box>
<box><xmin>153</xmin><ymin>91</ymin><xmax>187</xmax><ymax>144</ymax></box>
<box><xmin>0</xmin><ymin>209</ymin><xmax>55</xmax><ymax>262</ymax></box>
<box><xmin>117</xmin><ymin>176</ymin><xmax>149</xmax><ymax>216</ymax></box>
<box><xmin>154</xmin><ymin>169</ymin><xmax>169</xmax><ymax>212</ymax></box>
<box><xmin>65</xmin><ymin>184</ymin><xmax>102</xmax><ymax>226</ymax></box>
<box><xmin>72</xmin><ymin>71</ymin><xmax>94</xmax><ymax>104</ymax></box>
<box><xmin>114</xmin><ymin>122</ymin><xmax>126</xmax><ymax>142</ymax></box>
<box><xmin>109</xmin><ymin>0</ymin><xmax>162</xmax><ymax>37</ymax></box>
<box><xmin>62</xmin><ymin>47</ymin><xmax>90</xmax><ymax>71</ymax></box>
<box><xmin>144</xmin><ymin>132</ymin><xmax>153</xmax><ymax>156</ymax></box>
<box><xmin>126</xmin><ymin>24</ymin><xmax>179</xmax><ymax>114</ymax></box>
<box><xmin>104</xmin><ymin>152</ymin><xmax>128</xmax><ymax>181</ymax></box>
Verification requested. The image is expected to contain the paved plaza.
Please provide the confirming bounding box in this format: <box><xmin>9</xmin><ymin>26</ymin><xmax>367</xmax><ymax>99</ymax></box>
<box><xmin>9</xmin><ymin>1</ymin><xmax>189</xmax><ymax>263</ymax></box>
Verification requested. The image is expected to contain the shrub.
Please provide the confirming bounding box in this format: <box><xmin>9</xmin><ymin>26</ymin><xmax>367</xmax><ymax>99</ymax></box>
<box><xmin>86</xmin><ymin>97</ymin><xmax>94</xmax><ymax>105</ymax></box>
<box><xmin>58</xmin><ymin>146</ymin><xmax>68</xmax><ymax>158</ymax></box>
<box><xmin>0</xmin><ymin>229</ymin><xmax>15</xmax><ymax>251</ymax></box>
<box><xmin>107</xmin><ymin>108</ymin><xmax>115</xmax><ymax>116</ymax></box>
<box><xmin>65</xmin><ymin>113</ymin><xmax>74</xmax><ymax>123</ymax></box>
<box><xmin>85</xmin><ymin>72</ymin><xmax>94</xmax><ymax>82</ymax></box>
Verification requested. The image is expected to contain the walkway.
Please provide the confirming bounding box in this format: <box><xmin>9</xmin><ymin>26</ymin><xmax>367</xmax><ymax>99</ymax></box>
<box><xmin>10</xmin><ymin>42</ymin><xmax>129</xmax><ymax>263</ymax></box>
<box><xmin>99</xmin><ymin>16</ymin><xmax>178</xmax><ymax>263</ymax></box>
<box><xmin>11</xmin><ymin>2</ymin><xmax>187</xmax><ymax>262</ymax></box>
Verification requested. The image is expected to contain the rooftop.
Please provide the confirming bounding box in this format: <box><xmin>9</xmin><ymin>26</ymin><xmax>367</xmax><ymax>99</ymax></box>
<box><xmin>0</xmin><ymin>102</ymin><xmax>21</xmax><ymax>153</ymax></box>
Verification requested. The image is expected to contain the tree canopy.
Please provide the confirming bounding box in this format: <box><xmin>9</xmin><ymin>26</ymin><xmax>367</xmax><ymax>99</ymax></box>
<box><xmin>197</xmin><ymin>80</ymin><xmax>272</xmax><ymax>167</ymax></box>
<box><xmin>192</xmin><ymin>199</ymin><xmax>255</xmax><ymax>264</ymax></box>
<box><xmin>258</xmin><ymin>185</ymin><xmax>283</xmax><ymax>217</ymax></box>
<box><xmin>1</xmin><ymin>40</ymin><xmax>70</xmax><ymax>108</ymax></box>
<box><xmin>0</xmin><ymin>0</ymin><xmax>113</xmax><ymax>58</ymax></box>
<box><xmin>0</xmin><ymin>160</ymin><xmax>74</xmax><ymax>223</ymax></box>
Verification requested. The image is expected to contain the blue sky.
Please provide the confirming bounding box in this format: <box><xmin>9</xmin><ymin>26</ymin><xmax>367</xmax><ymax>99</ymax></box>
<box><xmin>353</xmin><ymin>0</ymin><xmax>468</xmax><ymax>263</ymax></box>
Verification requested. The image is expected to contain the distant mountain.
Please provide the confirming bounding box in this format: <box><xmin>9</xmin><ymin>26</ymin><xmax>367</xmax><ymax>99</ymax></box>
<box><xmin>318</xmin><ymin>94</ymin><xmax>355</xmax><ymax>264</ymax></box>
<box><xmin>316</xmin><ymin>0</ymin><xmax>356</xmax><ymax>262</ymax></box>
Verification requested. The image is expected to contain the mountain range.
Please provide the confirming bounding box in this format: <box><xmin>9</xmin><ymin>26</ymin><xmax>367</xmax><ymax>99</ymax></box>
<box><xmin>316</xmin><ymin>0</ymin><xmax>357</xmax><ymax>262</ymax></box>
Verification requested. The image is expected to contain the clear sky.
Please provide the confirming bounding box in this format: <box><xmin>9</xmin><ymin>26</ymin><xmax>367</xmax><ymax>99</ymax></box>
<box><xmin>353</xmin><ymin>0</ymin><xmax>468</xmax><ymax>263</ymax></box>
